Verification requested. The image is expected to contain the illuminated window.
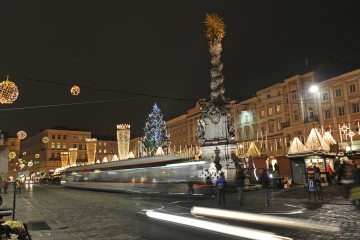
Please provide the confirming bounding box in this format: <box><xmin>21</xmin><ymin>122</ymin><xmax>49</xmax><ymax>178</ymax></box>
<box><xmin>260</xmin><ymin>110</ymin><xmax>265</xmax><ymax>118</ymax></box>
<box><xmin>352</xmin><ymin>103</ymin><xmax>360</xmax><ymax>113</ymax></box>
<box><xmin>57</xmin><ymin>142</ymin><xmax>61</xmax><ymax>149</ymax></box>
<box><xmin>277</xmin><ymin>122</ymin><xmax>282</xmax><ymax>131</ymax></box>
<box><xmin>51</xmin><ymin>142</ymin><xmax>55</xmax><ymax>149</ymax></box>
<box><xmin>104</xmin><ymin>150</ymin><xmax>107</xmax><ymax>153</ymax></box>
<box><xmin>104</xmin><ymin>143</ymin><xmax>107</xmax><ymax>146</ymax></box>
<box><xmin>338</xmin><ymin>106</ymin><xmax>345</xmax><ymax>116</ymax></box>
<box><xmin>276</xmin><ymin>105</ymin><xmax>281</xmax><ymax>114</ymax></box>
<box><xmin>244</xmin><ymin>115</ymin><xmax>249</xmax><ymax>124</ymax></box>
<box><xmin>62</xmin><ymin>143</ymin><xmax>66</xmax><ymax>149</ymax></box>
<box><xmin>268</xmin><ymin>107</ymin><xmax>273</xmax><ymax>116</ymax></box>
<box><xmin>99</xmin><ymin>149</ymin><xmax>102</xmax><ymax>153</ymax></box>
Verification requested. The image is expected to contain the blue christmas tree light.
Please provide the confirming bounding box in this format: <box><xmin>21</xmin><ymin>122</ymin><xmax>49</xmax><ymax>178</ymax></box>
<box><xmin>143</xmin><ymin>103</ymin><xmax>170</xmax><ymax>154</ymax></box>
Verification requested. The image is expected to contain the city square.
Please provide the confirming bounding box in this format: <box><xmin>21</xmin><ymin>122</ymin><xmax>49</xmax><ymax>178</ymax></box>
<box><xmin>1</xmin><ymin>1</ymin><xmax>360</xmax><ymax>239</ymax></box>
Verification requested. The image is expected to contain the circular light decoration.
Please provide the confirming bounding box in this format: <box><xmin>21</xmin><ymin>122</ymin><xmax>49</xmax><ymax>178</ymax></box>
<box><xmin>42</xmin><ymin>136</ymin><xmax>49</xmax><ymax>143</ymax></box>
<box><xmin>23</xmin><ymin>152</ymin><xmax>27</xmax><ymax>156</ymax></box>
<box><xmin>17</xmin><ymin>131</ymin><xmax>27</xmax><ymax>140</ymax></box>
<box><xmin>70</xmin><ymin>85</ymin><xmax>80</xmax><ymax>95</ymax></box>
<box><xmin>35</xmin><ymin>154</ymin><xmax>40</xmax><ymax>159</ymax></box>
<box><xmin>0</xmin><ymin>76</ymin><xmax>19</xmax><ymax>104</ymax></box>
<box><xmin>8</xmin><ymin>151</ymin><xmax>16</xmax><ymax>159</ymax></box>
<box><xmin>28</xmin><ymin>161</ymin><xmax>33</xmax><ymax>167</ymax></box>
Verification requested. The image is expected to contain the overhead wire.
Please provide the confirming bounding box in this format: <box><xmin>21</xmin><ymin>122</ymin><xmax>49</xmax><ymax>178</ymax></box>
<box><xmin>13</xmin><ymin>75</ymin><xmax>198</xmax><ymax>103</ymax></box>
<box><xmin>0</xmin><ymin>97</ymin><xmax>152</xmax><ymax>112</ymax></box>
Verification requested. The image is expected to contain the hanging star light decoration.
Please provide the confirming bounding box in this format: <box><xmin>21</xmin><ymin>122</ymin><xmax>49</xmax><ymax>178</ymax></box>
<box><xmin>0</xmin><ymin>76</ymin><xmax>19</xmax><ymax>104</ymax></box>
<box><xmin>8</xmin><ymin>151</ymin><xmax>16</xmax><ymax>159</ymax></box>
<box><xmin>70</xmin><ymin>85</ymin><xmax>80</xmax><ymax>95</ymax></box>
<box><xmin>17</xmin><ymin>131</ymin><xmax>27</xmax><ymax>140</ymax></box>
<box><xmin>42</xmin><ymin>136</ymin><xmax>49</xmax><ymax>143</ymax></box>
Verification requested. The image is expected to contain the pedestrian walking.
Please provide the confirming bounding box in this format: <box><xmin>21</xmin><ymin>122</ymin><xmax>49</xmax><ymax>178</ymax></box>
<box><xmin>236</xmin><ymin>169</ymin><xmax>246</xmax><ymax>206</ymax></box>
<box><xmin>16</xmin><ymin>180</ymin><xmax>22</xmax><ymax>194</ymax></box>
<box><xmin>215</xmin><ymin>172</ymin><xmax>227</xmax><ymax>206</ymax></box>
<box><xmin>259</xmin><ymin>168</ymin><xmax>270</xmax><ymax>207</ymax></box>
<box><xmin>3</xmin><ymin>181</ymin><xmax>8</xmax><ymax>194</ymax></box>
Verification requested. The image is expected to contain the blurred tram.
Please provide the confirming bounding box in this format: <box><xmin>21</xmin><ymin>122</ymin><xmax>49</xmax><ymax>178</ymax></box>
<box><xmin>61</xmin><ymin>155</ymin><xmax>206</xmax><ymax>194</ymax></box>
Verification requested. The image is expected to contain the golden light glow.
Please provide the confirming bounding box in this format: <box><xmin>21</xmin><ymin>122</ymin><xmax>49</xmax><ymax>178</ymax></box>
<box><xmin>8</xmin><ymin>151</ymin><xmax>16</xmax><ymax>159</ymax></box>
<box><xmin>28</xmin><ymin>161</ymin><xmax>33</xmax><ymax>167</ymax></box>
<box><xmin>69</xmin><ymin>148</ymin><xmax>78</xmax><ymax>166</ymax></box>
<box><xmin>61</xmin><ymin>152</ymin><xmax>69</xmax><ymax>167</ymax></box>
<box><xmin>204</xmin><ymin>13</ymin><xmax>226</xmax><ymax>44</ymax></box>
<box><xmin>42</xmin><ymin>136</ymin><xmax>49</xmax><ymax>143</ymax></box>
<box><xmin>0</xmin><ymin>76</ymin><xmax>19</xmax><ymax>104</ymax></box>
<box><xmin>117</xmin><ymin>124</ymin><xmax>130</xmax><ymax>160</ymax></box>
<box><xmin>35</xmin><ymin>154</ymin><xmax>40</xmax><ymax>158</ymax></box>
<box><xmin>17</xmin><ymin>131</ymin><xmax>27</xmax><ymax>140</ymax></box>
<box><xmin>86</xmin><ymin>138</ymin><xmax>97</xmax><ymax>164</ymax></box>
<box><xmin>70</xmin><ymin>85</ymin><xmax>80</xmax><ymax>95</ymax></box>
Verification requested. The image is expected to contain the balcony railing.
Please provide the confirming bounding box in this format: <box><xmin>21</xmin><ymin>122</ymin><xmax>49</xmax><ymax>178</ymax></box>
<box><xmin>280</xmin><ymin>121</ymin><xmax>290</xmax><ymax>128</ymax></box>
<box><xmin>304</xmin><ymin>115</ymin><xmax>319</xmax><ymax>123</ymax></box>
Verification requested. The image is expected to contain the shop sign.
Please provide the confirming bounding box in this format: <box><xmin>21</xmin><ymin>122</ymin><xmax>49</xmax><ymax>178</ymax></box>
<box><xmin>308</xmin><ymin>179</ymin><xmax>315</xmax><ymax>192</ymax></box>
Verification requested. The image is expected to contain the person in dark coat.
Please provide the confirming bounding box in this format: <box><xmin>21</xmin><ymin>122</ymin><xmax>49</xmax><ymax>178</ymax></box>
<box><xmin>259</xmin><ymin>168</ymin><xmax>270</xmax><ymax>207</ymax></box>
<box><xmin>236</xmin><ymin>169</ymin><xmax>246</xmax><ymax>206</ymax></box>
<box><xmin>215</xmin><ymin>172</ymin><xmax>227</xmax><ymax>206</ymax></box>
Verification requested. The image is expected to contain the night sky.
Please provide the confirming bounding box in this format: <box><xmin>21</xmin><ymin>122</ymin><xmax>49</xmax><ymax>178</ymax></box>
<box><xmin>1</xmin><ymin>1</ymin><xmax>360</xmax><ymax>138</ymax></box>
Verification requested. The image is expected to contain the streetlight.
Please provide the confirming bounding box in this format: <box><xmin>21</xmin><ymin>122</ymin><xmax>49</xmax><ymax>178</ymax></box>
<box><xmin>309</xmin><ymin>85</ymin><xmax>319</xmax><ymax>93</ymax></box>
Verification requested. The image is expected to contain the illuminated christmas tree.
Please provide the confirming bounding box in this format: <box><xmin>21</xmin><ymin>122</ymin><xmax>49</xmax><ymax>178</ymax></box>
<box><xmin>288</xmin><ymin>137</ymin><xmax>309</xmax><ymax>154</ymax></box>
<box><xmin>305</xmin><ymin>128</ymin><xmax>325</xmax><ymax>151</ymax></box>
<box><xmin>321</xmin><ymin>131</ymin><xmax>337</xmax><ymax>151</ymax></box>
<box><xmin>143</xmin><ymin>103</ymin><xmax>170</xmax><ymax>154</ymax></box>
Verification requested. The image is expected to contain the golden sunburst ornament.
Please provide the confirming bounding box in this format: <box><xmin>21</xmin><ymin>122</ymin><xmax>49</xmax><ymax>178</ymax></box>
<box><xmin>17</xmin><ymin>131</ymin><xmax>27</xmax><ymax>140</ymax></box>
<box><xmin>71</xmin><ymin>85</ymin><xmax>80</xmax><ymax>95</ymax></box>
<box><xmin>204</xmin><ymin>13</ymin><xmax>226</xmax><ymax>44</ymax></box>
<box><xmin>0</xmin><ymin>76</ymin><xmax>19</xmax><ymax>104</ymax></box>
<box><xmin>9</xmin><ymin>151</ymin><xmax>16</xmax><ymax>159</ymax></box>
<box><xmin>42</xmin><ymin>136</ymin><xmax>49</xmax><ymax>143</ymax></box>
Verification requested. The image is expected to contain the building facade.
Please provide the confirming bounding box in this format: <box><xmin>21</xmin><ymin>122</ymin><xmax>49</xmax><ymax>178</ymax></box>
<box><xmin>19</xmin><ymin>129</ymin><xmax>92</xmax><ymax>179</ymax></box>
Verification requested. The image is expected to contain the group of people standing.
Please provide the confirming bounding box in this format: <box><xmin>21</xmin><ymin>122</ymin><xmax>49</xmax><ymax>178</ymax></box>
<box><xmin>0</xmin><ymin>177</ymin><xmax>22</xmax><ymax>194</ymax></box>
<box><xmin>214</xmin><ymin>168</ymin><xmax>271</xmax><ymax>207</ymax></box>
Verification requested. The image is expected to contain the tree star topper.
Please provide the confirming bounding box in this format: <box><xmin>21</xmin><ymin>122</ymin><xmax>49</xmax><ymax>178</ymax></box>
<box><xmin>204</xmin><ymin>13</ymin><xmax>226</xmax><ymax>44</ymax></box>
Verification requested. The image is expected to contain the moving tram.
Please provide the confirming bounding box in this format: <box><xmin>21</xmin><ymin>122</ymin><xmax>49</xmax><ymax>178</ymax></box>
<box><xmin>61</xmin><ymin>155</ymin><xmax>205</xmax><ymax>194</ymax></box>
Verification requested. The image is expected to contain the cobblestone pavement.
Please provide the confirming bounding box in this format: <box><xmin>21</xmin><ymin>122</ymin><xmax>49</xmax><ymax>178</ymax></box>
<box><xmin>1</xmin><ymin>183</ymin><xmax>359</xmax><ymax>240</ymax></box>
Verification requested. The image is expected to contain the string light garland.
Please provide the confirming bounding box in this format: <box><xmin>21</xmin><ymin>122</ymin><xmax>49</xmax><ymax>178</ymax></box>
<box><xmin>17</xmin><ymin>131</ymin><xmax>27</xmax><ymax>140</ymax></box>
<box><xmin>70</xmin><ymin>85</ymin><xmax>80</xmax><ymax>95</ymax></box>
<box><xmin>69</xmin><ymin>148</ymin><xmax>78</xmax><ymax>166</ymax></box>
<box><xmin>0</xmin><ymin>76</ymin><xmax>19</xmax><ymax>104</ymax></box>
